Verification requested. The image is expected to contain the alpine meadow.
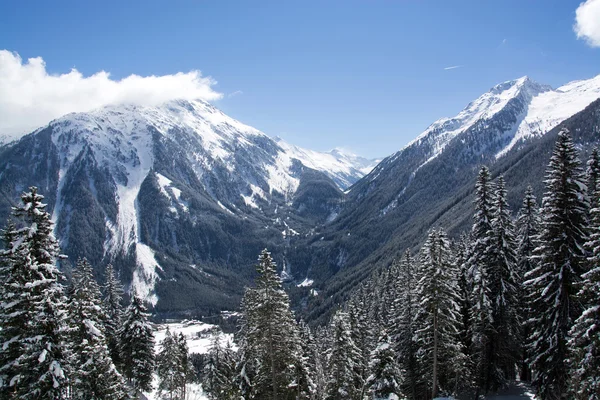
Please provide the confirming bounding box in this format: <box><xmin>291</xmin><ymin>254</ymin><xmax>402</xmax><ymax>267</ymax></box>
<box><xmin>1</xmin><ymin>1</ymin><xmax>600</xmax><ymax>399</ymax></box>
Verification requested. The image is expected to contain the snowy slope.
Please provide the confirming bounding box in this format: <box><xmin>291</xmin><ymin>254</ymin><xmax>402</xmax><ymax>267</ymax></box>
<box><xmin>498</xmin><ymin>74</ymin><xmax>600</xmax><ymax>157</ymax></box>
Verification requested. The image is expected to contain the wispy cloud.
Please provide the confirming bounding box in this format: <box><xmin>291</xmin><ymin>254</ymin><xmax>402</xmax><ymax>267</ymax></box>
<box><xmin>574</xmin><ymin>0</ymin><xmax>600</xmax><ymax>47</ymax></box>
<box><xmin>228</xmin><ymin>90</ymin><xmax>243</xmax><ymax>98</ymax></box>
<box><xmin>444</xmin><ymin>65</ymin><xmax>462</xmax><ymax>70</ymax></box>
<box><xmin>501</xmin><ymin>38</ymin><xmax>507</xmax><ymax>45</ymax></box>
<box><xmin>0</xmin><ymin>50</ymin><xmax>223</xmax><ymax>139</ymax></box>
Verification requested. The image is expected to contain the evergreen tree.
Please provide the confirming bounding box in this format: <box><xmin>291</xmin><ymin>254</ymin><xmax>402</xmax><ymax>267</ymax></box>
<box><xmin>516</xmin><ymin>186</ymin><xmax>541</xmax><ymax>278</ymax></box>
<box><xmin>453</xmin><ymin>234</ymin><xmax>473</xmax><ymax>371</ymax></box>
<box><xmin>516</xmin><ymin>186</ymin><xmax>541</xmax><ymax>381</ymax></box>
<box><xmin>202</xmin><ymin>334</ymin><xmax>237</xmax><ymax>400</ymax></box>
<box><xmin>0</xmin><ymin>188</ymin><xmax>70</xmax><ymax>399</ymax></box>
<box><xmin>326</xmin><ymin>311</ymin><xmax>363</xmax><ymax>400</ymax></box>
<box><xmin>68</xmin><ymin>258</ymin><xmax>129</xmax><ymax>399</ymax></box>
<box><xmin>157</xmin><ymin>328</ymin><xmax>180</xmax><ymax>399</ymax></box>
<box><xmin>103</xmin><ymin>263</ymin><xmax>125</xmax><ymax>369</ymax></box>
<box><xmin>175</xmin><ymin>332</ymin><xmax>194</xmax><ymax>399</ymax></box>
<box><xmin>236</xmin><ymin>288</ymin><xmax>258</xmax><ymax>399</ymax></box>
<box><xmin>391</xmin><ymin>250</ymin><xmax>421</xmax><ymax>399</ymax></box>
<box><xmin>468</xmin><ymin>166</ymin><xmax>498</xmax><ymax>394</ymax></box>
<box><xmin>413</xmin><ymin>229</ymin><xmax>464</xmax><ymax>399</ymax></box>
<box><xmin>312</xmin><ymin>326</ymin><xmax>331</xmax><ymax>400</ymax></box>
<box><xmin>525</xmin><ymin>130</ymin><xmax>588</xmax><ymax>399</ymax></box>
<box><xmin>120</xmin><ymin>295</ymin><xmax>155</xmax><ymax>395</ymax></box>
<box><xmin>297</xmin><ymin>320</ymin><xmax>318</xmax><ymax>399</ymax></box>
<box><xmin>236</xmin><ymin>249</ymin><xmax>310</xmax><ymax>400</ymax></box>
<box><xmin>366</xmin><ymin>329</ymin><xmax>402</xmax><ymax>400</ymax></box>
<box><xmin>587</xmin><ymin>147</ymin><xmax>600</xmax><ymax>207</ymax></box>
<box><xmin>347</xmin><ymin>301</ymin><xmax>368</xmax><ymax>398</ymax></box>
<box><xmin>488</xmin><ymin>176</ymin><xmax>521</xmax><ymax>382</ymax></box>
<box><xmin>567</xmin><ymin>168</ymin><xmax>600</xmax><ymax>399</ymax></box>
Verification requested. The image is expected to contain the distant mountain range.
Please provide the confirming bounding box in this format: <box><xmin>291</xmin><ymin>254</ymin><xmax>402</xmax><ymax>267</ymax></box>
<box><xmin>0</xmin><ymin>73</ymin><xmax>599</xmax><ymax>318</ymax></box>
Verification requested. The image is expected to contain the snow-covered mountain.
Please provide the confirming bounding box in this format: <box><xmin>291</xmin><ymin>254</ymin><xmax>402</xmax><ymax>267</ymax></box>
<box><xmin>0</xmin><ymin>99</ymin><xmax>375</xmax><ymax>309</ymax></box>
<box><xmin>297</xmin><ymin>74</ymin><xmax>600</xmax><ymax>322</ymax></box>
<box><xmin>384</xmin><ymin>75</ymin><xmax>600</xmax><ymax>176</ymax></box>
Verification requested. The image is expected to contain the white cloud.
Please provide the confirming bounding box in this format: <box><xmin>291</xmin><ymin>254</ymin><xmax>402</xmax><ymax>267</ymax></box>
<box><xmin>444</xmin><ymin>65</ymin><xmax>462</xmax><ymax>70</ymax></box>
<box><xmin>574</xmin><ymin>0</ymin><xmax>600</xmax><ymax>47</ymax></box>
<box><xmin>0</xmin><ymin>50</ymin><xmax>223</xmax><ymax>140</ymax></box>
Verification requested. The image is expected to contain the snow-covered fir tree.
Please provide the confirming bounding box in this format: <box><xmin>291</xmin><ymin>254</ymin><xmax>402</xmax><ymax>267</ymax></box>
<box><xmin>120</xmin><ymin>294</ymin><xmax>155</xmax><ymax>395</ymax></box>
<box><xmin>156</xmin><ymin>328</ymin><xmax>193</xmax><ymax>400</ymax></box>
<box><xmin>326</xmin><ymin>311</ymin><xmax>363</xmax><ymax>400</ymax></box>
<box><xmin>516</xmin><ymin>185</ymin><xmax>541</xmax><ymax>381</ymax></box>
<box><xmin>587</xmin><ymin>147</ymin><xmax>600</xmax><ymax>207</ymax></box>
<box><xmin>236</xmin><ymin>249</ymin><xmax>310</xmax><ymax>400</ymax></box>
<box><xmin>0</xmin><ymin>187</ymin><xmax>70</xmax><ymax>399</ymax></box>
<box><xmin>567</xmin><ymin>165</ymin><xmax>600</xmax><ymax>399</ymax></box>
<box><xmin>156</xmin><ymin>328</ymin><xmax>179</xmax><ymax>399</ymax></box>
<box><xmin>516</xmin><ymin>186</ymin><xmax>541</xmax><ymax>278</ymax></box>
<box><xmin>487</xmin><ymin>176</ymin><xmax>521</xmax><ymax>382</ymax></box>
<box><xmin>347</xmin><ymin>301</ymin><xmax>369</xmax><ymax>398</ymax></box>
<box><xmin>103</xmin><ymin>263</ymin><xmax>125</xmax><ymax>369</ymax></box>
<box><xmin>175</xmin><ymin>332</ymin><xmax>194</xmax><ymax>399</ymax></box>
<box><xmin>297</xmin><ymin>320</ymin><xmax>318</xmax><ymax>399</ymax></box>
<box><xmin>525</xmin><ymin>130</ymin><xmax>589</xmax><ymax>400</ymax></box>
<box><xmin>202</xmin><ymin>334</ymin><xmax>237</xmax><ymax>400</ymax></box>
<box><xmin>365</xmin><ymin>329</ymin><xmax>402</xmax><ymax>400</ymax></box>
<box><xmin>469</xmin><ymin>166</ymin><xmax>501</xmax><ymax>393</ymax></box>
<box><xmin>390</xmin><ymin>251</ymin><xmax>420</xmax><ymax>399</ymax></box>
<box><xmin>312</xmin><ymin>325</ymin><xmax>332</xmax><ymax>400</ymax></box>
<box><xmin>413</xmin><ymin>229</ymin><xmax>464</xmax><ymax>399</ymax></box>
<box><xmin>453</xmin><ymin>234</ymin><xmax>473</xmax><ymax>374</ymax></box>
<box><xmin>67</xmin><ymin>257</ymin><xmax>129</xmax><ymax>399</ymax></box>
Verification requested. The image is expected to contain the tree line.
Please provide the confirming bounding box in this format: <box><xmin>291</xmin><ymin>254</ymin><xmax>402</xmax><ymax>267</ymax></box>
<box><xmin>203</xmin><ymin>130</ymin><xmax>599</xmax><ymax>400</ymax></box>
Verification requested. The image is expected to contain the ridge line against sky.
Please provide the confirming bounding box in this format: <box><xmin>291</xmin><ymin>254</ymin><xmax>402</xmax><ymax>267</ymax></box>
<box><xmin>1</xmin><ymin>0</ymin><xmax>599</xmax><ymax>158</ymax></box>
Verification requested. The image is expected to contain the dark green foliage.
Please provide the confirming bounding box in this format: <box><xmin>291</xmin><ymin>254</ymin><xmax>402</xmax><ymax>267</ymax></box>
<box><xmin>156</xmin><ymin>329</ymin><xmax>194</xmax><ymax>399</ymax></box>
<box><xmin>68</xmin><ymin>258</ymin><xmax>129</xmax><ymax>400</ymax></box>
<box><xmin>201</xmin><ymin>335</ymin><xmax>237</xmax><ymax>400</ymax></box>
<box><xmin>567</xmin><ymin>165</ymin><xmax>600</xmax><ymax>399</ymax></box>
<box><xmin>366</xmin><ymin>329</ymin><xmax>402</xmax><ymax>399</ymax></box>
<box><xmin>236</xmin><ymin>249</ymin><xmax>310</xmax><ymax>400</ymax></box>
<box><xmin>526</xmin><ymin>130</ymin><xmax>588</xmax><ymax>400</ymax></box>
<box><xmin>488</xmin><ymin>176</ymin><xmax>521</xmax><ymax>383</ymax></box>
<box><xmin>516</xmin><ymin>186</ymin><xmax>540</xmax><ymax>381</ymax></box>
<box><xmin>0</xmin><ymin>187</ymin><xmax>70</xmax><ymax>399</ymax></box>
<box><xmin>120</xmin><ymin>295</ymin><xmax>155</xmax><ymax>394</ymax></box>
<box><xmin>414</xmin><ymin>229</ymin><xmax>464</xmax><ymax>399</ymax></box>
<box><xmin>325</xmin><ymin>311</ymin><xmax>363</xmax><ymax>400</ymax></box>
<box><xmin>391</xmin><ymin>251</ymin><xmax>421</xmax><ymax>399</ymax></box>
<box><xmin>103</xmin><ymin>263</ymin><xmax>125</xmax><ymax>369</ymax></box>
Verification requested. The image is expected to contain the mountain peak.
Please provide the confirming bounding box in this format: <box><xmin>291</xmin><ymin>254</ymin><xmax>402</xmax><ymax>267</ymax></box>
<box><xmin>488</xmin><ymin>75</ymin><xmax>552</xmax><ymax>97</ymax></box>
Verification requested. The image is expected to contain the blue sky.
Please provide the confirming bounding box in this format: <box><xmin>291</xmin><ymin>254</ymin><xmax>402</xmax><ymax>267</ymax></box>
<box><xmin>1</xmin><ymin>0</ymin><xmax>600</xmax><ymax>158</ymax></box>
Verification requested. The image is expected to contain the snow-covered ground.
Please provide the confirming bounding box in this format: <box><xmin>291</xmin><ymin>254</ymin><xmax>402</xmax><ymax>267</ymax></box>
<box><xmin>144</xmin><ymin>320</ymin><xmax>235</xmax><ymax>400</ymax></box>
<box><xmin>452</xmin><ymin>382</ymin><xmax>537</xmax><ymax>400</ymax></box>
